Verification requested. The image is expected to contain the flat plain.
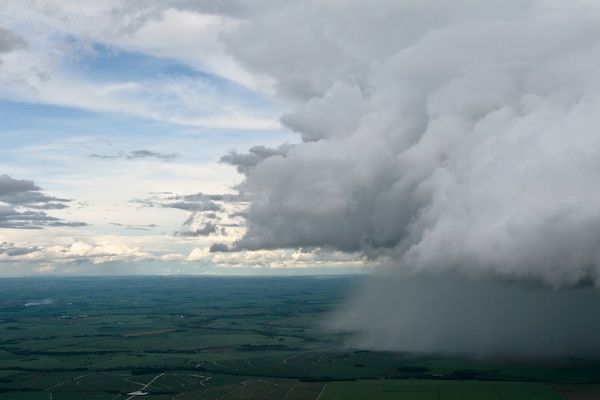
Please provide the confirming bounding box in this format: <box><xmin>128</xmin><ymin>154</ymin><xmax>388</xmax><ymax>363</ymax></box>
<box><xmin>0</xmin><ymin>276</ymin><xmax>599</xmax><ymax>399</ymax></box>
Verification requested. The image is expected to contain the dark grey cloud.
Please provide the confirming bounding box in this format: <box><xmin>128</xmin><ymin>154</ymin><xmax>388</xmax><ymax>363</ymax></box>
<box><xmin>133</xmin><ymin>193</ymin><xmax>222</xmax><ymax>212</ymax></box>
<box><xmin>0</xmin><ymin>174</ymin><xmax>69</xmax><ymax>209</ymax></box>
<box><xmin>0</xmin><ymin>242</ymin><xmax>39</xmax><ymax>256</ymax></box>
<box><xmin>0</xmin><ymin>206</ymin><xmax>85</xmax><ymax>229</ymax></box>
<box><xmin>133</xmin><ymin>191</ymin><xmax>249</xmax><ymax>212</ymax></box>
<box><xmin>176</xmin><ymin>221</ymin><xmax>217</xmax><ymax>237</ymax></box>
<box><xmin>89</xmin><ymin>154</ymin><xmax>119</xmax><ymax>160</ymax></box>
<box><xmin>209</xmin><ymin>243</ymin><xmax>230</xmax><ymax>253</ymax></box>
<box><xmin>0</xmin><ymin>26</ymin><xmax>25</xmax><ymax>53</ymax></box>
<box><xmin>133</xmin><ymin>191</ymin><xmax>246</xmax><ymax>238</ymax></box>
<box><xmin>220</xmin><ymin>144</ymin><xmax>292</xmax><ymax>175</ymax></box>
<box><xmin>168</xmin><ymin>201</ymin><xmax>221</xmax><ymax>212</ymax></box>
<box><xmin>0</xmin><ymin>175</ymin><xmax>85</xmax><ymax>229</ymax></box>
<box><xmin>110</xmin><ymin>222</ymin><xmax>158</xmax><ymax>231</ymax></box>
<box><xmin>126</xmin><ymin>150</ymin><xmax>178</xmax><ymax>160</ymax></box>
<box><xmin>90</xmin><ymin>149</ymin><xmax>179</xmax><ymax>161</ymax></box>
<box><xmin>204</xmin><ymin>212</ymin><xmax>219</xmax><ymax>219</ymax></box>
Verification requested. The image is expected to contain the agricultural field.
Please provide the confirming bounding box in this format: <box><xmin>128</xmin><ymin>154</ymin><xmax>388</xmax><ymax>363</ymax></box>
<box><xmin>0</xmin><ymin>276</ymin><xmax>600</xmax><ymax>399</ymax></box>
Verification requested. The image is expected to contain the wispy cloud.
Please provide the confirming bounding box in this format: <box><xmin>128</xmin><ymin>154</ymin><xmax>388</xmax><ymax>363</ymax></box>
<box><xmin>0</xmin><ymin>4</ymin><xmax>280</xmax><ymax>130</ymax></box>
<box><xmin>91</xmin><ymin>149</ymin><xmax>179</xmax><ymax>161</ymax></box>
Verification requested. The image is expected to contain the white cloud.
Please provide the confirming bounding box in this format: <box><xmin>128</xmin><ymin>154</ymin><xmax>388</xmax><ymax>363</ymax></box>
<box><xmin>123</xmin><ymin>7</ymin><xmax>269</xmax><ymax>91</ymax></box>
<box><xmin>187</xmin><ymin>246</ymin><xmax>364</xmax><ymax>269</ymax></box>
<box><xmin>0</xmin><ymin>239</ymin><xmax>153</xmax><ymax>264</ymax></box>
<box><xmin>0</xmin><ymin>1</ymin><xmax>278</xmax><ymax>129</ymax></box>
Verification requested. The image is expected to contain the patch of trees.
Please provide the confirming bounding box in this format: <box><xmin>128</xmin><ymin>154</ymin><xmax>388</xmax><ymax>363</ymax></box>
<box><xmin>0</xmin><ymin>388</ymin><xmax>43</xmax><ymax>394</ymax></box>
<box><xmin>299</xmin><ymin>376</ymin><xmax>357</xmax><ymax>382</ymax></box>
<box><xmin>130</xmin><ymin>366</ymin><xmax>190</xmax><ymax>375</ymax></box>
<box><xmin>396</xmin><ymin>366</ymin><xmax>429</xmax><ymax>374</ymax></box>
<box><xmin>236</xmin><ymin>344</ymin><xmax>299</xmax><ymax>351</ymax></box>
<box><xmin>448</xmin><ymin>369</ymin><xmax>483</xmax><ymax>380</ymax></box>
<box><xmin>9</xmin><ymin>349</ymin><xmax>128</xmax><ymax>356</ymax></box>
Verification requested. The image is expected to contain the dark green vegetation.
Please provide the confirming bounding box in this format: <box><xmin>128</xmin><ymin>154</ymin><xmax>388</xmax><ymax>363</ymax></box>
<box><xmin>0</xmin><ymin>277</ymin><xmax>599</xmax><ymax>399</ymax></box>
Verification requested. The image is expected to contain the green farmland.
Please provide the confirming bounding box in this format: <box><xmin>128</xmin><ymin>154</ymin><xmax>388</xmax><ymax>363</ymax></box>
<box><xmin>0</xmin><ymin>276</ymin><xmax>599</xmax><ymax>399</ymax></box>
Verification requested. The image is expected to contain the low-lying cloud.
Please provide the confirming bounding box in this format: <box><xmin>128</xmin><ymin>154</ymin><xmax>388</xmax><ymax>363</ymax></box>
<box><xmin>0</xmin><ymin>174</ymin><xmax>85</xmax><ymax>229</ymax></box>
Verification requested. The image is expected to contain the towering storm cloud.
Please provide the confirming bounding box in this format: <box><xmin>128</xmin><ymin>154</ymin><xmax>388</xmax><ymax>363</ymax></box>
<box><xmin>222</xmin><ymin>0</ymin><xmax>600</xmax><ymax>288</ymax></box>
<box><xmin>217</xmin><ymin>1</ymin><xmax>600</xmax><ymax>355</ymax></box>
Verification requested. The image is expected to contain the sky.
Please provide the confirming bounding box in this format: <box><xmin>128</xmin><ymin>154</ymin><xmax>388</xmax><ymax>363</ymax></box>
<box><xmin>0</xmin><ymin>1</ymin><xmax>366</xmax><ymax>276</ymax></box>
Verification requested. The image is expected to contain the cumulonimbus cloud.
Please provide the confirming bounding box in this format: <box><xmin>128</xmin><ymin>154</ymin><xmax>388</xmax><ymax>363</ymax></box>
<box><xmin>213</xmin><ymin>0</ymin><xmax>600</xmax><ymax>356</ymax></box>
<box><xmin>219</xmin><ymin>0</ymin><xmax>600</xmax><ymax>289</ymax></box>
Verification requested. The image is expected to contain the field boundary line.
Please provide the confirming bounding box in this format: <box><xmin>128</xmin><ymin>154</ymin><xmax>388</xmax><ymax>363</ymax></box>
<box><xmin>316</xmin><ymin>382</ymin><xmax>328</xmax><ymax>400</ymax></box>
